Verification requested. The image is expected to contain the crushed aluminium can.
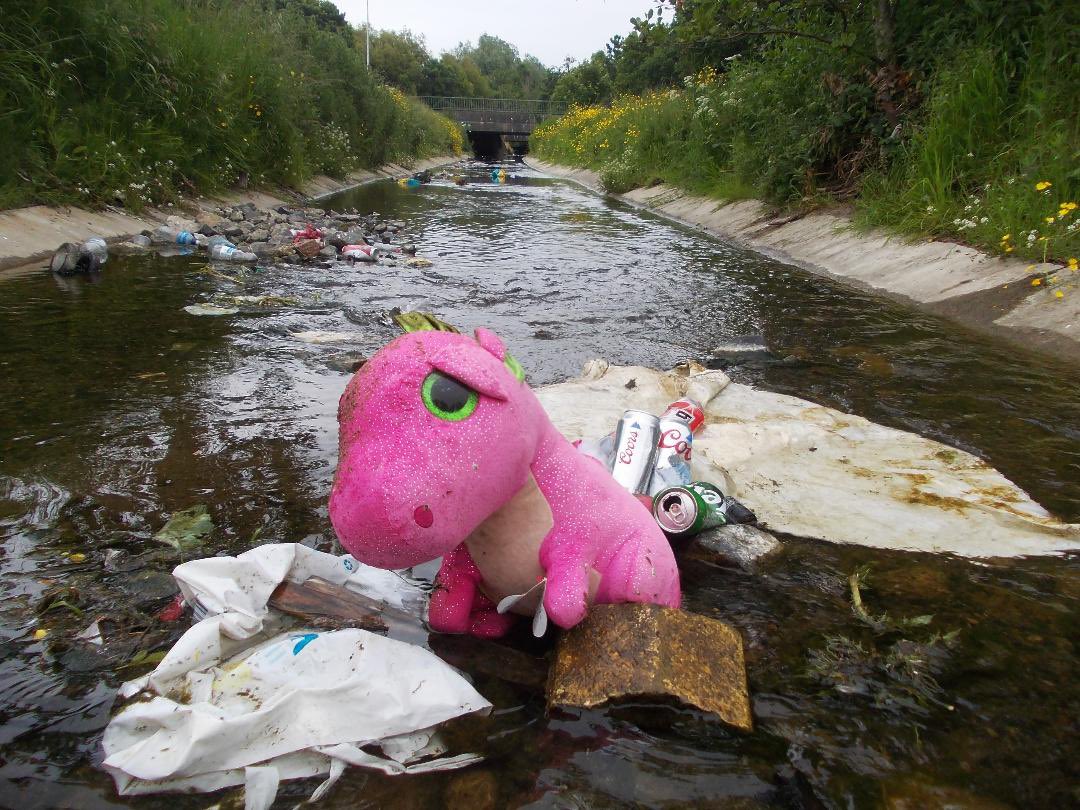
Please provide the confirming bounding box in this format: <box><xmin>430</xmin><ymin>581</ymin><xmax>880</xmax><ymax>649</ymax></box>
<box><xmin>648</xmin><ymin>416</ymin><xmax>694</xmax><ymax>496</ymax></box>
<box><xmin>609</xmin><ymin>410</ymin><xmax>661</xmax><ymax>495</ymax></box>
<box><xmin>652</xmin><ymin>481</ymin><xmax>729</xmax><ymax>538</ymax></box>
<box><xmin>660</xmin><ymin>398</ymin><xmax>705</xmax><ymax>434</ymax></box>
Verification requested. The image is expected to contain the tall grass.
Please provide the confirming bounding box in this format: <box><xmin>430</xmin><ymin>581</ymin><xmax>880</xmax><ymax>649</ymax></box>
<box><xmin>531</xmin><ymin>11</ymin><xmax>1078</xmax><ymax>262</ymax></box>
<box><xmin>0</xmin><ymin>0</ymin><xmax>463</xmax><ymax>211</ymax></box>
<box><xmin>855</xmin><ymin>24</ymin><xmax>1079</xmax><ymax>261</ymax></box>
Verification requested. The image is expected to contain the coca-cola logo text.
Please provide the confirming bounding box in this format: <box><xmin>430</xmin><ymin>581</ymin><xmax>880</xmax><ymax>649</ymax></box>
<box><xmin>659</xmin><ymin>428</ymin><xmax>691</xmax><ymax>460</ymax></box>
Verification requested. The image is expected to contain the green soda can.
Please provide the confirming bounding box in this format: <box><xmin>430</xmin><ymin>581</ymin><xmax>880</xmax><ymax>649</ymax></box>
<box><xmin>652</xmin><ymin>481</ymin><xmax>728</xmax><ymax>538</ymax></box>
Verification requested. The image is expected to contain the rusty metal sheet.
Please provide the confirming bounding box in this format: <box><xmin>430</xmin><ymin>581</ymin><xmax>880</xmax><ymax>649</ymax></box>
<box><xmin>547</xmin><ymin>603</ymin><xmax>752</xmax><ymax>732</ymax></box>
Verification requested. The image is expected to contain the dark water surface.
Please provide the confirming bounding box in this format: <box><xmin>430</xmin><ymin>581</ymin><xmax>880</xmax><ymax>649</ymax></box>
<box><xmin>0</xmin><ymin>160</ymin><xmax>1076</xmax><ymax>808</ymax></box>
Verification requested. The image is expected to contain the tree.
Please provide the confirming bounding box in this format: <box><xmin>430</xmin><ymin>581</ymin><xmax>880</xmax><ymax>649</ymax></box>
<box><xmin>364</xmin><ymin>28</ymin><xmax>429</xmax><ymax>94</ymax></box>
<box><xmin>452</xmin><ymin>35</ymin><xmax>555</xmax><ymax>98</ymax></box>
<box><xmin>551</xmin><ymin>52</ymin><xmax>614</xmax><ymax>106</ymax></box>
<box><xmin>272</xmin><ymin>0</ymin><xmax>350</xmax><ymax>39</ymax></box>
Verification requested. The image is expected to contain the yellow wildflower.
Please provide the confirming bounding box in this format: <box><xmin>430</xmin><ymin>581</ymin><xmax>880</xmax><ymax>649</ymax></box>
<box><xmin>68</xmin><ymin>552</ymin><xmax>86</xmax><ymax>563</ymax></box>
<box><xmin>33</xmin><ymin>628</ymin><xmax>49</xmax><ymax>640</ymax></box>
<box><xmin>1068</xmin><ymin>257</ymin><xmax>1078</xmax><ymax>271</ymax></box>
<box><xmin>1031</xmin><ymin>278</ymin><xmax>1042</xmax><ymax>286</ymax></box>
<box><xmin>1054</xmin><ymin>290</ymin><xmax>1064</xmax><ymax>299</ymax></box>
<box><xmin>1000</xmin><ymin>233</ymin><xmax>1011</xmax><ymax>241</ymax></box>
<box><xmin>1035</xmin><ymin>180</ymin><xmax>1052</xmax><ymax>191</ymax></box>
<box><xmin>1045</xmin><ymin>216</ymin><xmax>1056</xmax><ymax>224</ymax></box>
<box><xmin>1063</xmin><ymin>202</ymin><xmax>1077</xmax><ymax>211</ymax></box>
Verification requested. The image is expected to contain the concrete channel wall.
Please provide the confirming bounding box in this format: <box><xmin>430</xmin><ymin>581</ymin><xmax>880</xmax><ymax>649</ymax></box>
<box><xmin>528</xmin><ymin>159</ymin><xmax>1080</xmax><ymax>366</ymax></box>
<box><xmin>0</xmin><ymin>155</ymin><xmax>458</xmax><ymax>277</ymax></box>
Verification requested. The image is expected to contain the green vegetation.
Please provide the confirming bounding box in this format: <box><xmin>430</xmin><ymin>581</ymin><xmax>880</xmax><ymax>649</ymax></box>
<box><xmin>366</xmin><ymin>30</ymin><xmax>555</xmax><ymax>100</ymax></box>
<box><xmin>0</xmin><ymin>0</ymin><xmax>463</xmax><ymax>211</ymax></box>
<box><xmin>532</xmin><ymin>1</ymin><xmax>1079</xmax><ymax>262</ymax></box>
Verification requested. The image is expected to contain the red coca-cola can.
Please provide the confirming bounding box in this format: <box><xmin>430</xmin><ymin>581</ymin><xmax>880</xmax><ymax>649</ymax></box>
<box><xmin>660</xmin><ymin>398</ymin><xmax>705</xmax><ymax>434</ymax></box>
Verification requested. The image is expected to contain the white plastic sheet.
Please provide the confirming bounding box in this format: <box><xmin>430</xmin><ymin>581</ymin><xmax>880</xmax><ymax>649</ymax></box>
<box><xmin>102</xmin><ymin>544</ymin><xmax>491</xmax><ymax>808</ymax></box>
<box><xmin>540</xmin><ymin>362</ymin><xmax>1080</xmax><ymax>558</ymax></box>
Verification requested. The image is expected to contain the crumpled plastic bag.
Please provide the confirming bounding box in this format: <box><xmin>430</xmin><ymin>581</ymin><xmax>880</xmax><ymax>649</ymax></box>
<box><xmin>102</xmin><ymin>544</ymin><xmax>491</xmax><ymax>809</ymax></box>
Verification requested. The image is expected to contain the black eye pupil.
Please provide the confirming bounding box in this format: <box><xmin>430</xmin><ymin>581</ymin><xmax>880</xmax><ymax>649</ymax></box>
<box><xmin>431</xmin><ymin>375</ymin><xmax>470</xmax><ymax>412</ymax></box>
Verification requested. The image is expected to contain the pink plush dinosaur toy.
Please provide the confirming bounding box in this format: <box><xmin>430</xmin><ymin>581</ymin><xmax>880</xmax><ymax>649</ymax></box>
<box><xmin>329</xmin><ymin>327</ymin><xmax>680</xmax><ymax>637</ymax></box>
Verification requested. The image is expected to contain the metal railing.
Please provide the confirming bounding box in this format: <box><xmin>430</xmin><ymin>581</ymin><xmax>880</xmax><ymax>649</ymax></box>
<box><xmin>414</xmin><ymin>96</ymin><xmax>568</xmax><ymax>116</ymax></box>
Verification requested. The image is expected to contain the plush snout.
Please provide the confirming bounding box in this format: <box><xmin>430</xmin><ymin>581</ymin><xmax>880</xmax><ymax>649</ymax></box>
<box><xmin>329</xmin><ymin>458</ymin><xmax>466</xmax><ymax>568</ymax></box>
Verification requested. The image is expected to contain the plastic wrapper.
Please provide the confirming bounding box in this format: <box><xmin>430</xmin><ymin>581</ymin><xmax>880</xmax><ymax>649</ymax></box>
<box><xmin>102</xmin><ymin>544</ymin><xmax>491</xmax><ymax>808</ymax></box>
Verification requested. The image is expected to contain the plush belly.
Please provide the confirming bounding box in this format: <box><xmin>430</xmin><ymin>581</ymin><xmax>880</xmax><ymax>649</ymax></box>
<box><xmin>465</xmin><ymin>475</ymin><xmax>602</xmax><ymax>615</ymax></box>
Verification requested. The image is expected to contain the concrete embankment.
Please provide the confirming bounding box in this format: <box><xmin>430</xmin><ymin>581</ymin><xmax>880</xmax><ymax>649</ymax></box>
<box><xmin>0</xmin><ymin>155</ymin><xmax>457</xmax><ymax>276</ymax></box>
<box><xmin>529</xmin><ymin>159</ymin><xmax>1080</xmax><ymax>365</ymax></box>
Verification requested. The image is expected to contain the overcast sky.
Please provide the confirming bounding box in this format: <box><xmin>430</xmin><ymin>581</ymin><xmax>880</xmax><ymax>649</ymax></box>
<box><xmin>334</xmin><ymin>0</ymin><xmax>654</xmax><ymax>67</ymax></box>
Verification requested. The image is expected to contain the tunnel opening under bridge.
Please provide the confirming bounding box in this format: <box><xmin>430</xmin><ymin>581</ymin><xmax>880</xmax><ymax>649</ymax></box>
<box><xmin>468</xmin><ymin>131</ymin><xmax>528</xmax><ymax>160</ymax></box>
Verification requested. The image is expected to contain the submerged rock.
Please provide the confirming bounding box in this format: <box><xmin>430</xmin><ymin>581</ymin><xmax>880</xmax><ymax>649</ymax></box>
<box><xmin>123</xmin><ymin>570</ymin><xmax>180</xmax><ymax>607</ymax></box>
<box><xmin>706</xmin><ymin>334</ymin><xmax>775</xmax><ymax>369</ymax></box>
<box><xmin>324</xmin><ymin>352</ymin><xmax>368</xmax><ymax>374</ymax></box>
<box><xmin>693</xmin><ymin>524</ymin><xmax>781</xmax><ymax>570</ymax></box>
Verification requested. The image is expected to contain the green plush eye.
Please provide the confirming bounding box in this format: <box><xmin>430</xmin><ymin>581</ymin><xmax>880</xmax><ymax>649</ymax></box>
<box><xmin>421</xmin><ymin>372</ymin><xmax>478</xmax><ymax>421</ymax></box>
<box><xmin>504</xmin><ymin>353</ymin><xmax>525</xmax><ymax>382</ymax></box>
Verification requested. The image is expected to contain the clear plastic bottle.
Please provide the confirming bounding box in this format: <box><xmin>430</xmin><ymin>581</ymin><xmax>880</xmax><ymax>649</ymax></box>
<box><xmin>204</xmin><ymin>235</ymin><xmax>237</xmax><ymax>250</ymax></box>
<box><xmin>209</xmin><ymin>243</ymin><xmax>257</xmax><ymax>262</ymax></box>
<box><xmin>152</xmin><ymin>226</ymin><xmax>198</xmax><ymax>245</ymax></box>
<box><xmin>79</xmin><ymin>237</ymin><xmax>108</xmax><ymax>271</ymax></box>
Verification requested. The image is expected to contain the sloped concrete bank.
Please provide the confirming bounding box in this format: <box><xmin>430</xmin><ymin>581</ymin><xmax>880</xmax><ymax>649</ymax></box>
<box><xmin>528</xmin><ymin>159</ymin><xmax>1080</xmax><ymax>365</ymax></box>
<box><xmin>0</xmin><ymin>154</ymin><xmax>457</xmax><ymax>276</ymax></box>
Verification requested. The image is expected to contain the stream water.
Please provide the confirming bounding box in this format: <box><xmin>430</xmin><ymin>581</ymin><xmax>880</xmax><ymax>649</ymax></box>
<box><xmin>0</xmin><ymin>160</ymin><xmax>1076</xmax><ymax>808</ymax></box>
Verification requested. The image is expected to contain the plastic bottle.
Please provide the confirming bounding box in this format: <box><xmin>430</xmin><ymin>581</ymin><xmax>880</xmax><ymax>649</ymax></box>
<box><xmin>205</xmin><ymin>235</ymin><xmax>238</xmax><ymax>250</ymax></box>
<box><xmin>210</xmin><ymin>243</ymin><xmax>257</xmax><ymax>262</ymax></box>
<box><xmin>152</xmin><ymin>226</ymin><xmax>198</xmax><ymax>245</ymax></box>
<box><xmin>80</xmin><ymin>237</ymin><xmax>108</xmax><ymax>271</ymax></box>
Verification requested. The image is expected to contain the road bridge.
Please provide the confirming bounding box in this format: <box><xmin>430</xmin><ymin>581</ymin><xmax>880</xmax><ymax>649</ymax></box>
<box><xmin>413</xmin><ymin>96</ymin><xmax>567</xmax><ymax>156</ymax></box>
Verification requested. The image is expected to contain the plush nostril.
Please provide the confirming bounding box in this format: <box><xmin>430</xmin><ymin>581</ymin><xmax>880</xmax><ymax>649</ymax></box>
<box><xmin>413</xmin><ymin>505</ymin><xmax>433</xmax><ymax>528</ymax></box>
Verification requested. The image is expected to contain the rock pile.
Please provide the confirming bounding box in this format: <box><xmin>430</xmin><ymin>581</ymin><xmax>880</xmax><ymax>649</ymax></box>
<box><xmin>120</xmin><ymin>202</ymin><xmax>421</xmax><ymax>266</ymax></box>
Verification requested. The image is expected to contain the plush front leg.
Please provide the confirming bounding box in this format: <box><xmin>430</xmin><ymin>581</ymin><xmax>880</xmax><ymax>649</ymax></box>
<box><xmin>468</xmin><ymin>592</ymin><xmax>517</xmax><ymax>638</ymax></box>
<box><xmin>429</xmin><ymin>545</ymin><xmax>481</xmax><ymax>634</ymax></box>
<box><xmin>429</xmin><ymin>544</ymin><xmax>516</xmax><ymax>638</ymax></box>
<box><xmin>541</xmin><ymin>555</ymin><xmax>593</xmax><ymax>630</ymax></box>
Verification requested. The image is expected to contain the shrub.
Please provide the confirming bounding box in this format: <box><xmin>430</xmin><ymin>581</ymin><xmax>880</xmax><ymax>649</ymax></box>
<box><xmin>531</xmin><ymin>6</ymin><xmax>1078</xmax><ymax>262</ymax></box>
<box><xmin>0</xmin><ymin>0</ymin><xmax>463</xmax><ymax>211</ymax></box>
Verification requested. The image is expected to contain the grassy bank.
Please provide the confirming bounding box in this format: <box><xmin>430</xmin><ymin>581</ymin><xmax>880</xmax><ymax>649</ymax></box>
<box><xmin>531</xmin><ymin>9</ymin><xmax>1078</xmax><ymax>266</ymax></box>
<box><xmin>0</xmin><ymin>0</ymin><xmax>463</xmax><ymax>212</ymax></box>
